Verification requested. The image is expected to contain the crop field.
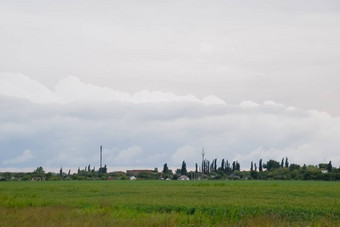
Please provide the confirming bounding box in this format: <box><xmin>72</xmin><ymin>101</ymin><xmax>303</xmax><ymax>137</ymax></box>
<box><xmin>0</xmin><ymin>180</ymin><xmax>339</xmax><ymax>226</ymax></box>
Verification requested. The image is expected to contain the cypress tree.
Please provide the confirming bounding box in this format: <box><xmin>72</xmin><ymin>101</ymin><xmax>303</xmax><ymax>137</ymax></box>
<box><xmin>181</xmin><ymin>161</ymin><xmax>187</xmax><ymax>175</ymax></box>
<box><xmin>162</xmin><ymin>163</ymin><xmax>169</xmax><ymax>174</ymax></box>
<box><xmin>285</xmin><ymin>157</ymin><xmax>289</xmax><ymax>168</ymax></box>
<box><xmin>259</xmin><ymin>159</ymin><xmax>263</xmax><ymax>172</ymax></box>
<box><xmin>327</xmin><ymin>161</ymin><xmax>333</xmax><ymax>172</ymax></box>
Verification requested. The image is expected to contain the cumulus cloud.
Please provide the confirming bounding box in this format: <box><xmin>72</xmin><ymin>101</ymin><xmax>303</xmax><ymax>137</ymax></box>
<box><xmin>0</xmin><ymin>73</ymin><xmax>225</xmax><ymax>105</ymax></box>
<box><xmin>239</xmin><ymin>100</ymin><xmax>260</xmax><ymax>109</ymax></box>
<box><xmin>3</xmin><ymin>149</ymin><xmax>33</xmax><ymax>165</ymax></box>
<box><xmin>0</xmin><ymin>73</ymin><xmax>58</xmax><ymax>103</ymax></box>
<box><xmin>0</xmin><ymin>73</ymin><xmax>339</xmax><ymax>171</ymax></box>
<box><xmin>114</xmin><ymin>146</ymin><xmax>143</xmax><ymax>165</ymax></box>
<box><xmin>171</xmin><ymin>145</ymin><xmax>201</xmax><ymax>166</ymax></box>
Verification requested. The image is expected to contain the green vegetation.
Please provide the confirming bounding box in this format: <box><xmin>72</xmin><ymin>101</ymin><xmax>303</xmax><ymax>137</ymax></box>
<box><xmin>0</xmin><ymin>180</ymin><xmax>339</xmax><ymax>226</ymax></box>
<box><xmin>1</xmin><ymin>158</ymin><xmax>339</xmax><ymax>182</ymax></box>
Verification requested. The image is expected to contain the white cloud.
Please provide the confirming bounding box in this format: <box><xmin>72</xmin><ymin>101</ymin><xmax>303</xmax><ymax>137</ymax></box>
<box><xmin>171</xmin><ymin>145</ymin><xmax>200</xmax><ymax>166</ymax></box>
<box><xmin>114</xmin><ymin>146</ymin><xmax>143</xmax><ymax>165</ymax></box>
<box><xmin>3</xmin><ymin>149</ymin><xmax>33</xmax><ymax>165</ymax></box>
<box><xmin>55</xmin><ymin>76</ymin><xmax>131</xmax><ymax>103</ymax></box>
<box><xmin>239</xmin><ymin>100</ymin><xmax>260</xmax><ymax>109</ymax></box>
<box><xmin>1</xmin><ymin>73</ymin><xmax>340</xmax><ymax>171</ymax></box>
<box><xmin>0</xmin><ymin>73</ymin><xmax>225</xmax><ymax>105</ymax></box>
<box><xmin>0</xmin><ymin>73</ymin><xmax>58</xmax><ymax>103</ymax></box>
<box><xmin>263</xmin><ymin>100</ymin><xmax>285</xmax><ymax>108</ymax></box>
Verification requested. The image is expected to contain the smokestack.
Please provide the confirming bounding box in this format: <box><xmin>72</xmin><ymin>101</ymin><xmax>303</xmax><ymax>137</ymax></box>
<box><xmin>100</xmin><ymin>145</ymin><xmax>102</xmax><ymax>169</ymax></box>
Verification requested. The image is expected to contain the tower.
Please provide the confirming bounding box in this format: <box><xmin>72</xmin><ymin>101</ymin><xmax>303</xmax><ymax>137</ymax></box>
<box><xmin>100</xmin><ymin>145</ymin><xmax>102</xmax><ymax>169</ymax></box>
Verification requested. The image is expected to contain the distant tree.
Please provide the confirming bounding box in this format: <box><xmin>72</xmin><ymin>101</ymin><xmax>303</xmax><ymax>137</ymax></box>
<box><xmin>206</xmin><ymin>160</ymin><xmax>210</xmax><ymax>174</ymax></box>
<box><xmin>259</xmin><ymin>159</ymin><xmax>263</xmax><ymax>172</ymax></box>
<box><xmin>59</xmin><ymin>167</ymin><xmax>63</xmax><ymax>176</ymax></box>
<box><xmin>264</xmin><ymin>160</ymin><xmax>280</xmax><ymax>171</ymax></box>
<box><xmin>254</xmin><ymin>163</ymin><xmax>257</xmax><ymax>172</ymax></box>
<box><xmin>285</xmin><ymin>157</ymin><xmax>289</xmax><ymax>168</ymax></box>
<box><xmin>225</xmin><ymin>160</ymin><xmax>232</xmax><ymax>173</ymax></box>
<box><xmin>235</xmin><ymin>161</ymin><xmax>240</xmax><ymax>171</ymax></box>
<box><xmin>99</xmin><ymin>164</ymin><xmax>107</xmax><ymax>174</ymax></box>
<box><xmin>33</xmin><ymin>166</ymin><xmax>45</xmax><ymax>178</ymax></box>
<box><xmin>181</xmin><ymin>161</ymin><xmax>187</xmax><ymax>175</ymax></box>
<box><xmin>318</xmin><ymin>163</ymin><xmax>328</xmax><ymax>169</ymax></box>
<box><xmin>88</xmin><ymin>164</ymin><xmax>91</xmax><ymax>172</ymax></box>
<box><xmin>327</xmin><ymin>161</ymin><xmax>333</xmax><ymax>172</ymax></box>
<box><xmin>221</xmin><ymin>159</ymin><xmax>225</xmax><ymax>171</ymax></box>
<box><xmin>214</xmin><ymin>159</ymin><xmax>217</xmax><ymax>172</ymax></box>
<box><xmin>77</xmin><ymin>168</ymin><xmax>80</xmax><ymax>174</ymax></box>
<box><xmin>281</xmin><ymin>158</ymin><xmax>284</xmax><ymax>168</ymax></box>
<box><xmin>250</xmin><ymin>161</ymin><xmax>253</xmax><ymax>171</ymax></box>
<box><xmin>195</xmin><ymin>163</ymin><xmax>198</xmax><ymax>173</ymax></box>
<box><xmin>202</xmin><ymin>161</ymin><xmax>206</xmax><ymax>174</ymax></box>
<box><xmin>289</xmin><ymin>163</ymin><xmax>300</xmax><ymax>171</ymax></box>
<box><xmin>162</xmin><ymin>163</ymin><xmax>169</xmax><ymax>174</ymax></box>
<box><xmin>34</xmin><ymin>166</ymin><xmax>44</xmax><ymax>174</ymax></box>
<box><xmin>68</xmin><ymin>169</ymin><xmax>71</xmax><ymax>176</ymax></box>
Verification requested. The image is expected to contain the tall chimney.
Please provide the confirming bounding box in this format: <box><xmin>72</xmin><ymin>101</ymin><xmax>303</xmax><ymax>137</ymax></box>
<box><xmin>100</xmin><ymin>145</ymin><xmax>102</xmax><ymax>169</ymax></box>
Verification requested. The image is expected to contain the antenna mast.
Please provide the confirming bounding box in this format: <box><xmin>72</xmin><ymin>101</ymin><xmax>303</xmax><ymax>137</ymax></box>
<box><xmin>201</xmin><ymin>147</ymin><xmax>205</xmax><ymax>174</ymax></box>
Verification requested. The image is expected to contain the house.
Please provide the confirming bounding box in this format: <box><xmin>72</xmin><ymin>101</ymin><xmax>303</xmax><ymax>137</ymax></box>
<box><xmin>113</xmin><ymin>171</ymin><xmax>125</xmax><ymax>175</ymax></box>
<box><xmin>126</xmin><ymin>170</ymin><xmax>152</xmax><ymax>176</ymax></box>
<box><xmin>178</xmin><ymin>175</ymin><xmax>190</xmax><ymax>180</ymax></box>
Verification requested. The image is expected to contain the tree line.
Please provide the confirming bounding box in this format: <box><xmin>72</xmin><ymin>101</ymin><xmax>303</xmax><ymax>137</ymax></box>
<box><xmin>0</xmin><ymin>158</ymin><xmax>339</xmax><ymax>181</ymax></box>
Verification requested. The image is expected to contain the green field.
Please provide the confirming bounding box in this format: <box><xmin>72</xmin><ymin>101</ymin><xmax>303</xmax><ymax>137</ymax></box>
<box><xmin>0</xmin><ymin>180</ymin><xmax>339</xmax><ymax>226</ymax></box>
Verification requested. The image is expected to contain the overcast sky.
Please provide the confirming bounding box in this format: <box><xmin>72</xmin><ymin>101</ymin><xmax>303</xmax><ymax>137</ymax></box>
<box><xmin>1</xmin><ymin>0</ymin><xmax>340</xmax><ymax>172</ymax></box>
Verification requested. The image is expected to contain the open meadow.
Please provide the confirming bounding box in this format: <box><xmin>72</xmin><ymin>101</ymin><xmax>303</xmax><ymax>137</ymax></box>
<box><xmin>0</xmin><ymin>180</ymin><xmax>339</xmax><ymax>226</ymax></box>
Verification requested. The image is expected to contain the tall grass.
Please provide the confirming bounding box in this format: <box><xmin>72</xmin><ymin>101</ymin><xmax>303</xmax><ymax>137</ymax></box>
<box><xmin>0</xmin><ymin>180</ymin><xmax>339</xmax><ymax>226</ymax></box>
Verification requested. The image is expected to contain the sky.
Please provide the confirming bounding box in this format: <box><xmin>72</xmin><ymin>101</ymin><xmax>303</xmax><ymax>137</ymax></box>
<box><xmin>1</xmin><ymin>0</ymin><xmax>340</xmax><ymax>172</ymax></box>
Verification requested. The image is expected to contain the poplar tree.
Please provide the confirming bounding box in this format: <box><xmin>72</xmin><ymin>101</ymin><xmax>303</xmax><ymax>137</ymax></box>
<box><xmin>181</xmin><ymin>161</ymin><xmax>187</xmax><ymax>175</ymax></box>
<box><xmin>259</xmin><ymin>159</ymin><xmax>263</xmax><ymax>172</ymax></box>
<box><xmin>327</xmin><ymin>161</ymin><xmax>333</xmax><ymax>172</ymax></box>
<box><xmin>162</xmin><ymin>163</ymin><xmax>169</xmax><ymax>174</ymax></box>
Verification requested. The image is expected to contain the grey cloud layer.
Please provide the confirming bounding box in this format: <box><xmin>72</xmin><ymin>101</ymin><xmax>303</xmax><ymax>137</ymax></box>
<box><xmin>1</xmin><ymin>74</ymin><xmax>339</xmax><ymax>171</ymax></box>
<box><xmin>1</xmin><ymin>0</ymin><xmax>339</xmax><ymax>114</ymax></box>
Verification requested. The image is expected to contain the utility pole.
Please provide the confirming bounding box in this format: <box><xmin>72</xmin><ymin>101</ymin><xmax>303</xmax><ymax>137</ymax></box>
<box><xmin>100</xmin><ymin>145</ymin><xmax>102</xmax><ymax>169</ymax></box>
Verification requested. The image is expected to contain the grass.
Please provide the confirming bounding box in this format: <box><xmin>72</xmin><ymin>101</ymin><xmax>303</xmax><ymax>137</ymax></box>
<box><xmin>0</xmin><ymin>180</ymin><xmax>339</xmax><ymax>226</ymax></box>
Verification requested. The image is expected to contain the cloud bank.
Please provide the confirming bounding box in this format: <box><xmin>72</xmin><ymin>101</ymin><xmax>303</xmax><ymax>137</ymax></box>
<box><xmin>0</xmin><ymin>73</ymin><xmax>339</xmax><ymax>171</ymax></box>
<box><xmin>0</xmin><ymin>73</ymin><xmax>225</xmax><ymax>105</ymax></box>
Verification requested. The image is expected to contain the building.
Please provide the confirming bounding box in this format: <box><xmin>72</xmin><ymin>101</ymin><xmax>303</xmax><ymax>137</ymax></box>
<box><xmin>178</xmin><ymin>175</ymin><xmax>190</xmax><ymax>180</ymax></box>
<box><xmin>126</xmin><ymin>169</ymin><xmax>152</xmax><ymax>176</ymax></box>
